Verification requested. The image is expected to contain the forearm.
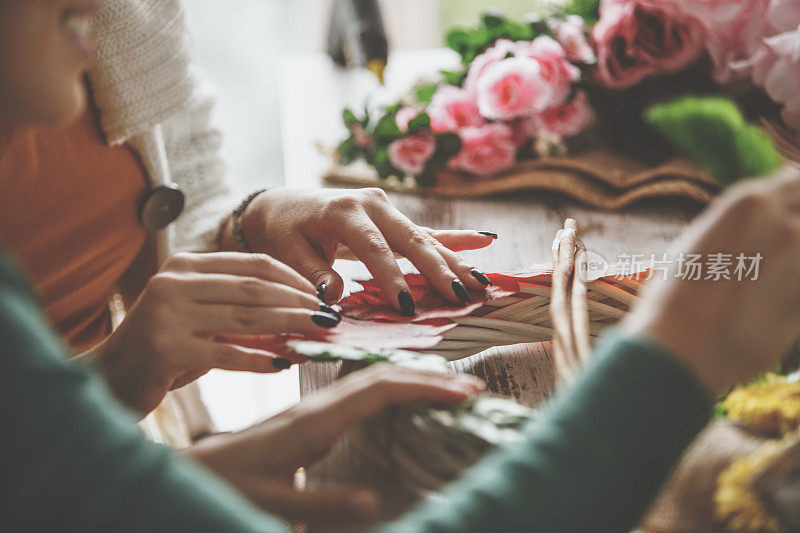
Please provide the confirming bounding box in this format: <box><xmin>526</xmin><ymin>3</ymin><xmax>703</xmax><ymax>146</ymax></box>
<box><xmin>383</xmin><ymin>333</ymin><xmax>712</xmax><ymax>533</ymax></box>
<box><xmin>69</xmin><ymin>332</ymin><xmax>154</xmax><ymax>417</ymax></box>
<box><xmin>0</xmin><ymin>255</ymin><xmax>284</xmax><ymax>531</ymax></box>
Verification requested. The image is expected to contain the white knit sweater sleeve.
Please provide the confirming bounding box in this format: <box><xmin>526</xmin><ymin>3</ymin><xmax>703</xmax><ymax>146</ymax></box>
<box><xmin>161</xmin><ymin>80</ymin><xmax>237</xmax><ymax>254</ymax></box>
<box><xmin>90</xmin><ymin>0</ymin><xmax>238</xmax><ymax>254</ymax></box>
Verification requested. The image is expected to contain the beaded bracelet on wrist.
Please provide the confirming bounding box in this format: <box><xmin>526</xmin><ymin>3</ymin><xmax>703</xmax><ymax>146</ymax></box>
<box><xmin>231</xmin><ymin>188</ymin><xmax>268</xmax><ymax>253</ymax></box>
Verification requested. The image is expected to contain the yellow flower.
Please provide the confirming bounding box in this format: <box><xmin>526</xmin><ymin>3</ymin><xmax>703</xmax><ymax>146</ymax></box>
<box><xmin>724</xmin><ymin>374</ymin><xmax>800</xmax><ymax>436</ymax></box>
<box><xmin>715</xmin><ymin>441</ymin><xmax>784</xmax><ymax>533</ymax></box>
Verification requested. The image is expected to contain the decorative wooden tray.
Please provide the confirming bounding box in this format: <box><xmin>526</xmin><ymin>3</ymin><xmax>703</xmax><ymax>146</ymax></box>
<box><xmin>325</xmin><ymin>150</ymin><xmax>721</xmax><ymax>209</ymax></box>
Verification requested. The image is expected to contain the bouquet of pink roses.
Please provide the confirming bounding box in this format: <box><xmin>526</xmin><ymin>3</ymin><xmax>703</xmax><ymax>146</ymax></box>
<box><xmin>335</xmin><ymin>0</ymin><xmax>796</xmax><ymax>190</ymax></box>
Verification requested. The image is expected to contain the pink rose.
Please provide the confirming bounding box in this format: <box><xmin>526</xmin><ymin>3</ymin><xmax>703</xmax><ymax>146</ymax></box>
<box><xmin>537</xmin><ymin>91</ymin><xmax>594</xmax><ymax>137</ymax></box>
<box><xmin>464</xmin><ymin>39</ymin><xmax>517</xmax><ymax>93</ymax></box>
<box><xmin>514</xmin><ymin>36</ymin><xmax>581</xmax><ymax>106</ymax></box>
<box><xmin>767</xmin><ymin>0</ymin><xmax>800</xmax><ymax>33</ymax></box>
<box><xmin>682</xmin><ymin>0</ymin><xmax>771</xmax><ymax>83</ymax></box>
<box><xmin>450</xmin><ymin>124</ymin><xmax>518</xmax><ymax>176</ymax></box>
<box><xmin>395</xmin><ymin>107</ymin><xmax>419</xmax><ymax>131</ymax></box>
<box><xmin>388</xmin><ymin>134</ymin><xmax>436</xmax><ymax>175</ymax></box>
<box><xmin>351</xmin><ymin>124</ymin><xmax>372</xmax><ymax>148</ymax></box>
<box><xmin>750</xmin><ymin>24</ymin><xmax>800</xmax><ymax>130</ymax></box>
<box><xmin>553</xmin><ymin>15</ymin><xmax>597</xmax><ymax>64</ymax></box>
<box><xmin>476</xmin><ymin>57</ymin><xmax>553</xmax><ymax>121</ymax></box>
<box><xmin>592</xmin><ymin>0</ymin><xmax>706</xmax><ymax>88</ymax></box>
<box><xmin>428</xmin><ymin>85</ymin><xmax>484</xmax><ymax>133</ymax></box>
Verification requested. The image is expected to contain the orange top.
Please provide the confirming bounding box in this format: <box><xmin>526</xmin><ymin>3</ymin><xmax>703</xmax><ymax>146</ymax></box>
<box><xmin>0</xmin><ymin>103</ymin><xmax>148</xmax><ymax>352</ymax></box>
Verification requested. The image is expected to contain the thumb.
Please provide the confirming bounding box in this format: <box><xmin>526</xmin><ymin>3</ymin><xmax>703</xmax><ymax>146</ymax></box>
<box><xmin>282</xmin><ymin>241</ymin><xmax>345</xmax><ymax>304</ymax></box>
<box><xmin>261</xmin><ymin>486</ymin><xmax>379</xmax><ymax>527</ymax></box>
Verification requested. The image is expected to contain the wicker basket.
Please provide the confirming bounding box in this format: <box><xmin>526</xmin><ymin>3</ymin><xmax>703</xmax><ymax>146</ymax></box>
<box><xmin>301</xmin><ymin>217</ymin><xmax>800</xmax><ymax>532</ymax></box>
<box><xmin>301</xmin><ymin>219</ymin><xmax>647</xmax><ymax>527</ymax></box>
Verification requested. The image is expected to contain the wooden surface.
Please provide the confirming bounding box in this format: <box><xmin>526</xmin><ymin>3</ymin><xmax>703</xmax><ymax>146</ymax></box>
<box><xmin>279</xmin><ymin>49</ymin><xmax>703</xmax><ymax>522</ymax></box>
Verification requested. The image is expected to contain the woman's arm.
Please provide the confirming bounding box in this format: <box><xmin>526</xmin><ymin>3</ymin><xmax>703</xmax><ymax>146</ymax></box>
<box><xmin>0</xmin><ymin>254</ymin><xmax>284</xmax><ymax>532</ymax></box>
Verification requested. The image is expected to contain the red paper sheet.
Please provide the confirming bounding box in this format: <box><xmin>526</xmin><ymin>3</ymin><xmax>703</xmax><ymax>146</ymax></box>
<box><xmin>221</xmin><ymin>267</ymin><xmax>554</xmax><ymax>360</ymax></box>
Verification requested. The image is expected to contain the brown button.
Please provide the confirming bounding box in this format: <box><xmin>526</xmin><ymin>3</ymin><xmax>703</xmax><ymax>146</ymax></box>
<box><xmin>138</xmin><ymin>185</ymin><xmax>185</xmax><ymax>230</ymax></box>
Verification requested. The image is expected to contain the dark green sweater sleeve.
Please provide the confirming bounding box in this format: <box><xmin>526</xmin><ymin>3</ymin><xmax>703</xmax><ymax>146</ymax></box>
<box><xmin>0</xmin><ymin>254</ymin><xmax>288</xmax><ymax>532</ymax></box>
<box><xmin>383</xmin><ymin>334</ymin><xmax>712</xmax><ymax>533</ymax></box>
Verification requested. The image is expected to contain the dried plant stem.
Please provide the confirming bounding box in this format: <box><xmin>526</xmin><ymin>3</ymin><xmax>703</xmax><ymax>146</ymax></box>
<box><xmin>586</xmin><ymin>299</ymin><xmax>627</xmax><ymax>319</ymax></box>
<box><xmin>587</xmin><ymin>279</ymin><xmax>637</xmax><ymax>306</ymax></box>
<box><xmin>482</xmin><ymin>296</ymin><xmax>525</xmax><ymax>307</ymax></box>
<box><xmin>485</xmin><ymin>295</ymin><xmax>549</xmax><ymax>321</ymax></box>
<box><xmin>453</xmin><ymin>316</ymin><xmax>554</xmax><ymax>338</ymax></box>
<box><xmin>441</xmin><ymin>326</ymin><xmax>540</xmax><ymax>344</ymax></box>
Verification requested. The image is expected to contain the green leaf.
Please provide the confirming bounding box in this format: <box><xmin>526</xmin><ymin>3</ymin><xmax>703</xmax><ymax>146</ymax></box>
<box><xmin>290</xmin><ymin>341</ymin><xmax>389</xmax><ymax>364</ymax></box>
<box><xmin>337</xmin><ymin>136</ymin><xmax>358</xmax><ymax>164</ymax></box>
<box><xmin>564</xmin><ymin>0</ymin><xmax>600</xmax><ymax>24</ymax></box>
<box><xmin>426</xmin><ymin>397</ymin><xmax>533</xmax><ymax>445</ymax></box>
<box><xmin>501</xmin><ymin>20</ymin><xmax>535</xmax><ymax>41</ymax></box>
<box><xmin>445</xmin><ymin>28</ymin><xmax>472</xmax><ymax>56</ymax></box>
<box><xmin>416</xmin><ymin>84</ymin><xmax>438</xmax><ymax>104</ymax></box>
<box><xmin>441</xmin><ymin>69</ymin><xmax>467</xmax><ymax>87</ymax></box>
<box><xmin>734</xmin><ymin>124</ymin><xmax>783</xmax><ymax>180</ymax></box>
<box><xmin>481</xmin><ymin>9</ymin><xmax>507</xmax><ymax>29</ymax></box>
<box><xmin>408</xmin><ymin>112</ymin><xmax>431</xmax><ymax>133</ymax></box>
<box><xmin>372</xmin><ymin>112</ymin><xmax>403</xmax><ymax>140</ymax></box>
<box><xmin>342</xmin><ymin>108</ymin><xmax>359</xmax><ymax>128</ymax></box>
<box><xmin>467</xmin><ymin>29</ymin><xmax>493</xmax><ymax>57</ymax></box>
<box><xmin>644</xmin><ymin>96</ymin><xmax>783</xmax><ymax>184</ymax></box>
<box><xmin>371</xmin><ymin>146</ymin><xmax>396</xmax><ymax>180</ymax></box>
<box><xmin>289</xmin><ymin>341</ymin><xmax>449</xmax><ymax>373</ymax></box>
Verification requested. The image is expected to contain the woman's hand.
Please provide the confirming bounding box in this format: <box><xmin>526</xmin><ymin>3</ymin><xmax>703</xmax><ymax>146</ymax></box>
<box><xmin>82</xmin><ymin>252</ymin><xmax>341</xmax><ymax>414</ymax></box>
<box><xmin>187</xmin><ymin>364</ymin><xmax>484</xmax><ymax>527</ymax></box>
<box><xmin>232</xmin><ymin>187</ymin><xmax>497</xmax><ymax>314</ymax></box>
<box><xmin>624</xmin><ymin>167</ymin><xmax>800</xmax><ymax>396</ymax></box>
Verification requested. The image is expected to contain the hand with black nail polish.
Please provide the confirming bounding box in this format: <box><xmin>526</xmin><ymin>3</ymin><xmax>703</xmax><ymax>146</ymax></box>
<box><xmin>452</xmin><ymin>279</ymin><xmax>471</xmax><ymax>302</ymax></box>
<box><xmin>232</xmin><ymin>187</ymin><xmax>498</xmax><ymax>314</ymax></box>
<box><xmin>398</xmin><ymin>290</ymin><xmax>415</xmax><ymax>316</ymax></box>
<box><xmin>82</xmin><ymin>252</ymin><xmax>324</xmax><ymax>415</ymax></box>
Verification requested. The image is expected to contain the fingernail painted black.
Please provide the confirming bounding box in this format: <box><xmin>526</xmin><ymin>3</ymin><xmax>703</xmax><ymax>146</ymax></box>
<box><xmin>317</xmin><ymin>282</ymin><xmax>328</xmax><ymax>303</ymax></box>
<box><xmin>470</xmin><ymin>268</ymin><xmax>492</xmax><ymax>286</ymax></box>
<box><xmin>312</xmin><ymin>312</ymin><xmax>340</xmax><ymax>328</ymax></box>
<box><xmin>273</xmin><ymin>358</ymin><xmax>292</xmax><ymax>370</ymax></box>
<box><xmin>398</xmin><ymin>290</ymin><xmax>415</xmax><ymax>316</ymax></box>
<box><xmin>452</xmin><ymin>279</ymin><xmax>470</xmax><ymax>302</ymax></box>
<box><xmin>320</xmin><ymin>303</ymin><xmax>340</xmax><ymax>317</ymax></box>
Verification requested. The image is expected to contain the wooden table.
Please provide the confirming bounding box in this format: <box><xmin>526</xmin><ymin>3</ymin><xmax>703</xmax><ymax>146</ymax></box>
<box><xmin>279</xmin><ymin>48</ymin><xmax>704</xmax><ymax>520</ymax></box>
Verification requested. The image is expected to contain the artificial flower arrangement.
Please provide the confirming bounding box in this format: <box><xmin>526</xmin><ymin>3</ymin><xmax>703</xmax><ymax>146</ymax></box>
<box><xmin>332</xmin><ymin>0</ymin><xmax>796</xmax><ymax>203</ymax></box>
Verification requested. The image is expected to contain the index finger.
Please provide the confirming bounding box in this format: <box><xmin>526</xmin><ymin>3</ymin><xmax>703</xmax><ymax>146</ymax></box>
<box><xmin>334</xmin><ymin>214</ymin><xmax>415</xmax><ymax>315</ymax></box>
<box><xmin>424</xmin><ymin>228</ymin><xmax>498</xmax><ymax>252</ymax></box>
<box><xmin>171</xmin><ymin>252</ymin><xmax>316</xmax><ymax>295</ymax></box>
